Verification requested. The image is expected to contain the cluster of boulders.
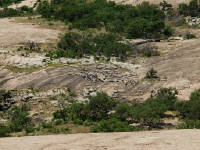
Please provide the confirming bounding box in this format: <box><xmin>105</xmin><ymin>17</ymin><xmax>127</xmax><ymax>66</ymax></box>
<box><xmin>80</xmin><ymin>63</ymin><xmax>142</xmax><ymax>100</ymax></box>
<box><xmin>81</xmin><ymin>63</ymin><xmax>139</xmax><ymax>85</ymax></box>
<box><xmin>0</xmin><ymin>98</ymin><xmax>15</xmax><ymax>111</ymax></box>
<box><xmin>13</xmin><ymin>88</ymin><xmax>69</xmax><ymax>104</ymax></box>
<box><xmin>185</xmin><ymin>17</ymin><xmax>200</xmax><ymax>26</ymax></box>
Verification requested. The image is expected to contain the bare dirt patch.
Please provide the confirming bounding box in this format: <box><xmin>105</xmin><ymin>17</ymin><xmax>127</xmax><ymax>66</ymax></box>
<box><xmin>1</xmin><ymin>129</ymin><xmax>200</xmax><ymax>150</ymax></box>
<box><xmin>144</xmin><ymin>38</ymin><xmax>200</xmax><ymax>100</ymax></box>
<box><xmin>0</xmin><ymin>18</ymin><xmax>60</xmax><ymax>46</ymax></box>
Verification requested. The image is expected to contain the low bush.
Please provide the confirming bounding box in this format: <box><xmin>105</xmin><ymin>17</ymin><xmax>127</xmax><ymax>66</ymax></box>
<box><xmin>0</xmin><ymin>125</ymin><xmax>10</xmax><ymax>137</ymax></box>
<box><xmin>178</xmin><ymin>120</ymin><xmax>200</xmax><ymax>129</ymax></box>
<box><xmin>185</xmin><ymin>32</ymin><xmax>196</xmax><ymax>39</ymax></box>
<box><xmin>134</xmin><ymin>44</ymin><xmax>160</xmax><ymax>57</ymax></box>
<box><xmin>177</xmin><ymin>89</ymin><xmax>200</xmax><ymax>120</ymax></box>
<box><xmin>0</xmin><ymin>6</ymin><xmax>33</xmax><ymax>18</ymax></box>
<box><xmin>0</xmin><ymin>90</ymin><xmax>13</xmax><ymax>111</ymax></box>
<box><xmin>87</xmin><ymin>92</ymin><xmax>117</xmax><ymax>121</ymax></box>
<box><xmin>48</xmin><ymin>32</ymin><xmax>130</xmax><ymax>59</ymax></box>
<box><xmin>0</xmin><ymin>8</ymin><xmax>19</xmax><ymax>17</ymax></box>
<box><xmin>53</xmin><ymin>88</ymin><xmax>180</xmax><ymax>131</ymax></box>
<box><xmin>9</xmin><ymin>105</ymin><xmax>32</xmax><ymax>132</ymax></box>
<box><xmin>145</xmin><ymin>68</ymin><xmax>159</xmax><ymax>79</ymax></box>
<box><xmin>92</xmin><ymin>118</ymin><xmax>136</xmax><ymax>132</ymax></box>
<box><xmin>25</xmin><ymin>126</ymin><xmax>35</xmax><ymax>133</ymax></box>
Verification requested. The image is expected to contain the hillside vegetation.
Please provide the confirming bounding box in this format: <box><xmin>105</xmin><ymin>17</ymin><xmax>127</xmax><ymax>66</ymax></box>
<box><xmin>1</xmin><ymin>88</ymin><xmax>200</xmax><ymax>136</ymax></box>
<box><xmin>37</xmin><ymin>0</ymin><xmax>171</xmax><ymax>58</ymax></box>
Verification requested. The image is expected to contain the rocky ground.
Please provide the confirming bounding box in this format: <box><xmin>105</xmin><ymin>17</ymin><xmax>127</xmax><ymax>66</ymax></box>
<box><xmin>0</xmin><ymin>17</ymin><xmax>200</xmax><ymax>104</ymax></box>
<box><xmin>1</xmin><ymin>129</ymin><xmax>200</xmax><ymax>150</ymax></box>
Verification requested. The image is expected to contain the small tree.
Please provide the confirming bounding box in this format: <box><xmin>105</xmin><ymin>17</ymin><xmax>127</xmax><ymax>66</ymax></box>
<box><xmin>88</xmin><ymin>92</ymin><xmax>117</xmax><ymax>121</ymax></box>
<box><xmin>145</xmin><ymin>68</ymin><xmax>158</xmax><ymax>79</ymax></box>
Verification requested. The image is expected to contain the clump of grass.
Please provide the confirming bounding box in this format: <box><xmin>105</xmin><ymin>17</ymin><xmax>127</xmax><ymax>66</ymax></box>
<box><xmin>6</xmin><ymin>65</ymin><xmax>41</xmax><ymax>73</ymax></box>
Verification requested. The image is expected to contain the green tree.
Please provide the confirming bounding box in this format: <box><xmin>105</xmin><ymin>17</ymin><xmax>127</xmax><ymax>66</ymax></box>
<box><xmin>88</xmin><ymin>92</ymin><xmax>117</xmax><ymax>121</ymax></box>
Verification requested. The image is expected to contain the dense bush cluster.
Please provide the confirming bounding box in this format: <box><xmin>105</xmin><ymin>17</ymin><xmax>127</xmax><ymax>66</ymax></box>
<box><xmin>178</xmin><ymin>0</ymin><xmax>200</xmax><ymax>17</ymax></box>
<box><xmin>0</xmin><ymin>6</ymin><xmax>33</xmax><ymax>17</ymax></box>
<box><xmin>47</xmin><ymin>32</ymin><xmax>130</xmax><ymax>59</ymax></box>
<box><xmin>176</xmin><ymin>89</ymin><xmax>200</xmax><ymax>128</ymax></box>
<box><xmin>37</xmin><ymin>0</ymin><xmax>166</xmax><ymax>39</ymax></box>
<box><xmin>52</xmin><ymin>88</ymin><xmax>200</xmax><ymax>132</ymax></box>
<box><xmin>177</xmin><ymin>89</ymin><xmax>200</xmax><ymax>120</ymax></box>
<box><xmin>0</xmin><ymin>104</ymin><xmax>33</xmax><ymax>137</ymax></box>
<box><xmin>53</xmin><ymin>88</ymin><xmax>179</xmax><ymax>132</ymax></box>
<box><xmin>1</xmin><ymin>88</ymin><xmax>200</xmax><ymax>136</ymax></box>
<box><xmin>0</xmin><ymin>90</ymin><xmax>13</xmax><ymax>111</ymax></box>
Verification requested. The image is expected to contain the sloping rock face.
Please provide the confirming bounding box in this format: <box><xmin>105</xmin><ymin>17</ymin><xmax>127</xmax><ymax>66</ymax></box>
<box><xmin>8</xmin><ymin>0</ymin><xmax>37</xmax><ymax>9</ymax></box>
<box><xmin>1</xmin><ymin>17</ymin><xmax>200</xmax><ymax>102</ymax></box>
<box><xmin>1</xmin><ymin>130</ymin><xmax>200</xmax><ymax>150</ymax></box>
<box><xmin>111</xmin><ymin>0</ymin><xmax>190</xmax><ymax>6</ymax></box>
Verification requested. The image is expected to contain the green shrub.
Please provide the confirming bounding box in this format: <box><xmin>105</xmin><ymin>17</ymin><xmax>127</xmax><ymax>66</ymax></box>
<box><xmin>56</xmin><ymin>32</ymin><xmax>130</xmax><ymax>59</ymax></box>
<box><xmin>114</xmin><ymin>103</ymin><xmax>131</xmax><ymax>121</ymax></box>
<box><xmin>46</xmin><ymin>49</ymin><xmax>69</xmax><ymax>59</ymax></box>
<box><xmin>178</xmin><ymin>120</ymin><xmax>200</xmax><ymax>129</ymax></box>
<box><xmin>87</xmin><ymin>92</ymin><xmax>117</xmax><ymax>121</ymax></box>
<box><xmin>53</xmin><ymin>109</ymin><xmax>69</xmax><ymax>121</ymax></box>
<box><xmin>177</xmin><ymin>89</ymin><xmax>200</xmax><ymax>120</ymax></box>
<box><xmin>126</xmin><ymin>17</ymin><xmax>163</xmax><ymax>39</ymax></box>
<box><xmin>69</xmin><ymin>103</ymin><xmax>87</xmax><ymax>122</ymax></box>
<box><xmin>42</xmin><ymin>122</ymin><xmax>53</xmax><ymax>129</ymax></box>
<box><xmin>52</xmin><ymin>88</ymin><xmax>181</xmax><ymax>131</ymax></box>
<box><xmin>9</xmin><ymin>105</ymin><xmax>32</xmax><ymax>132</ymax></box>
<box><xmin>54</xmin><ymin>119</ymin><xmax>62</xmax><ymax>125</ymax></box>
<box><xmin>92</xmin><ymin>118</ymin><xmax>135</xmax><ymax>132</ymax></box>
<box><xmin>0</xmin><ymin>90</ymin><xmax>13</xmax><ymax>111</ymax></box>
<box><xmin>145</xmin><ymin>68</ymin><xmax>159</xmax><ymax>79</ymax></box>
<box><xmin>163</xmin><ymin>25</ymin><xmax>173</xmax><ymax>37</ymax></box>
<box><xmin>0</xmin><ymin>125</ymin><xmax>10</xmax><ymax>137</ymax></box>
<box><xmin>20</xmin><ymin>5</ymin><xmax>33</xmax><ymax>13</ymax></box>
<box><xmin>25</xmin><ymin>126</ymin><xmax>35</xmax><ymax>133</ymax></box>
<box><xmin>185</xmin><ymin>32</ymin><xmax>196</xmax><ymax>39</ymax></box>
<box><xmin>0</xmin><ymin>8</ymin><xmax>20</xmax><ymax>17</ymax></box>
<box><xmin>53</xmin><ymin>93</ymin><xmax>118</xmax><ymax>122</ymax></box>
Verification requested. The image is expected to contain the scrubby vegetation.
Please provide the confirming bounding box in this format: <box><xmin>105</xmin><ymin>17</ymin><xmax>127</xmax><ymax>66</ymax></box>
<box><xmin>37</xmin><ymin>0</ymin><xmax>166</xmax><ymax>38</ymax></box>
<box><xmin>51</xmin><ymin>88</ymin><xmax>200</xmax><ymax>132</ymax></box>
<box><xmin>47</xmin><ymin>32</ymin><xmax>130</xmax><ymax>59</ymax></box>
<box><xmin>0</xmin><ymin>6</ymin><xmax>33</xmax><ymax>17</ymax></box>
<box><xmin>51</xmin><ymin>88</ymin><xmax>181</xmax><ymax>132</ymax></box>
<box><xmin>1</xmin><ymin>0</ymin><xmax>174</xmax><ymax>59</ymax></box>
<box><xmin>133</xmin><ymin>43</ymin><xmax>160</xmax><ymax>57</ymax></box>
<box><xmin>0</xmin><ymin>88</ymin><xmax>200</xmax><ymax>137</ymax></box>
<box><xmin>185</xmin><ymin>32</ymin><xmax>196</xmax><ymax>39</ymax></box>
<box><xmin>145</xmin><ymin>68</ymin><xmax>159</xmax><ymax>79</ymax></box>
<box><xmin>0</xmin><ymin>90</ymin><xmax>13</xmax><ymax>111</ymax></box>
<box><xmin>178</xmin><ymin>0</ymin><xmax>200</xmax><ymax>17</ymax></box>
<box><xmin>37</xmin><ymin>0</ymin><xmax>173</xmax><ymax>59</ymax></box>
<box><xmin>0</xmin><ymin>104</ymin><xmax>33</xmax><ymax>137</ymax></box>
